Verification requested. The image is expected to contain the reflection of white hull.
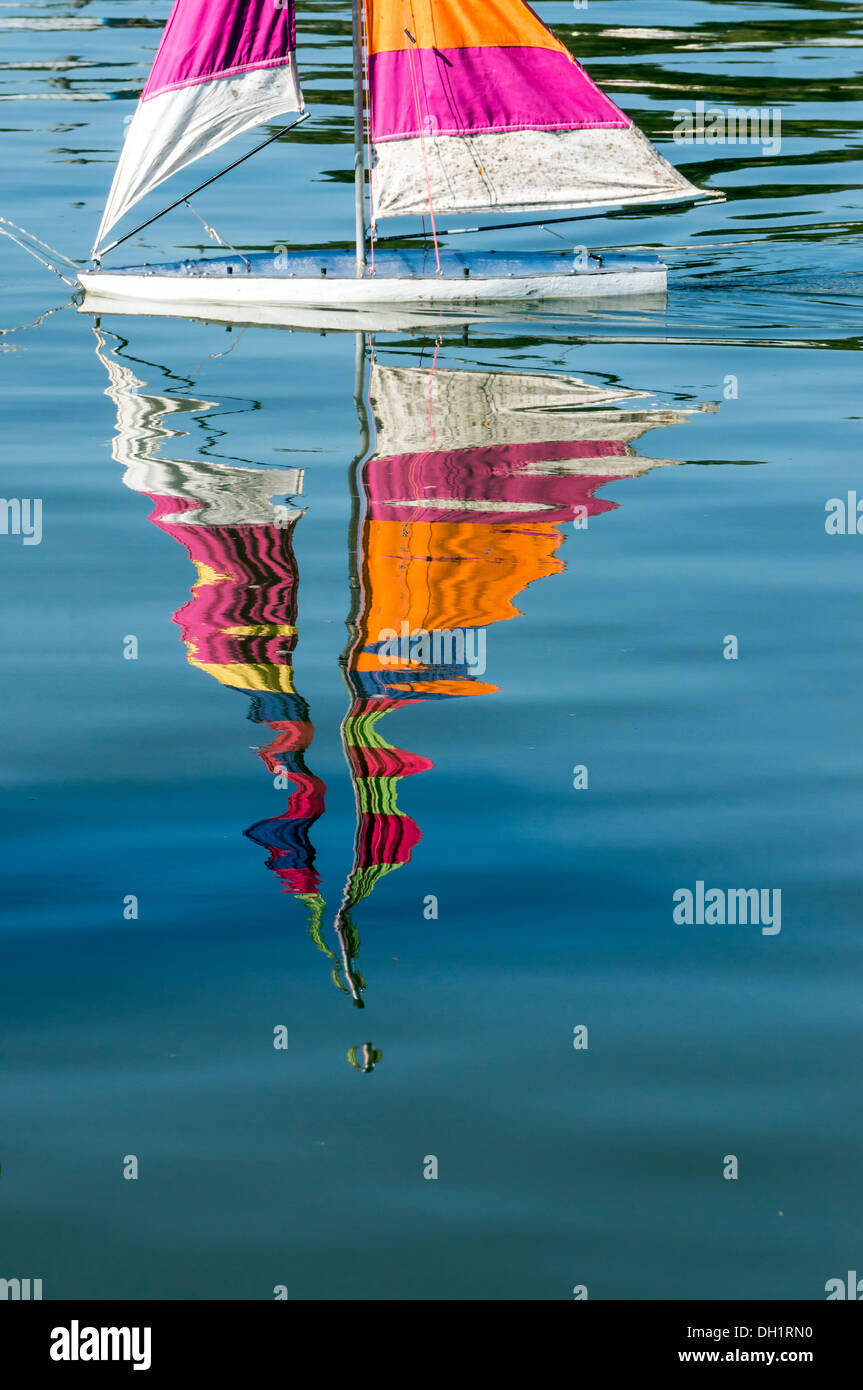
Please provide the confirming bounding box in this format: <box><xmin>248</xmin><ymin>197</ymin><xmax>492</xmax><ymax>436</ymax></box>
<box><xmin>78</xmin><ymin>289</ymin><xmax>668</xmax><ymax>335</ymax></box>
<box><xmin>78</xmin><ymin>248</ymin><xmax>666</xmax><ymax>331</ymax></box>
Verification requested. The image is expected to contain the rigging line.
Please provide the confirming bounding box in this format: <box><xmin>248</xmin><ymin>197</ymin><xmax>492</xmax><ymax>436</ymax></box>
<box><xmin>361</xmin><ymin>0</ymin><xmax>375</xmax><ymax>271</ymax></box>
<box><xmin>0</xmin><ymin>216</ymin><xmax>81</xmax><ymax>271</ymax></box>
<box><xmin>0</xmin><ymin>223</ymin><xmax>76</xmax><ymax>286</ymax></box>
<box><xmin>185</xmin><ymin>200</ymin><xmax>229</xmax><ymax>245</ymax></box>
<box><xmin>183</xmin><ymin>199</ymin><xmax>251</xmax><ymax>271</ymax></box>
<box><xmin>540</xmin><ymin>225</ymin><xmax>587</xmax><ymax>249</ymax></box>
<box><xmin>194</xmin><ymin>326</ymin><xmax>249</xmax><ymax>371</ymax></box>
<box><xmin>0</xmin><ymin>300</ymin><xmax>72</xmax><ymax>337</ymax></box>
<box><xmin>402</xmin><ymin>3</ymin><xmax>440</xmax><ymax>272</ymax></box>
<box><xmin>374</xmin><ymin>193</ymin><xmax>724</xmax><ymax>243</ymax></box>
<box><xmin>425</xmin><ymin>340</ymin><xmax>440</xmax><ymax>443</ymax></box>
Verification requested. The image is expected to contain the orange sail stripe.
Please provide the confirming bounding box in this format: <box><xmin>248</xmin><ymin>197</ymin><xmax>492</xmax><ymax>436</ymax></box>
<box><xmin>356</xmin><ymin>517</ymin><xmax>566</xmax><ymax>641</ymax></box>
<box><xmin>367</xmin><ymin>0</ymin><xmax>569</xmax><ymax>57</ymax></box>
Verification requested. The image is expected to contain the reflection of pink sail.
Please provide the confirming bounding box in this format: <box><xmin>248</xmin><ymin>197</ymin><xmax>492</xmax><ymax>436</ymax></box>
<box><xmin>365</xmin><ymin>436</ymin><xmax>628</xmax><ymax>524</ymax></box>
<box><xmin>97</xmin><ymin>332</ymin><xmax>323</xmax><ymax>905</ymax></box>
<box><xmin>149</xmin><ymin>501</ymin><xmax>325</xmax><ymax>897</ymax></box>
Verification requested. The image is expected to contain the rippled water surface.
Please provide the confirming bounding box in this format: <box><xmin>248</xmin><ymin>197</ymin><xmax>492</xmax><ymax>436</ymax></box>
<box><xmin>1</xmin><ymin>1</ymin><xmax>863</xmax><ymax>1300</ymax></box>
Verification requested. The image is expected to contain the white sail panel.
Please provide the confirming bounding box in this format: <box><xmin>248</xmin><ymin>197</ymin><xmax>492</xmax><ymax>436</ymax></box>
<box><xmin>370</xmin><ymin>364</ymin><xmax>705</xmax><ymax>461</ymax></box>
<box><xmin>98</xmin><ymin>332</ymin><xmax>305</xmax><ymax>527</ymax></box>
<box><xmin>371</xmin><ymin>125</ymin><xmax>700</xmax><ymax>221</ymax></box>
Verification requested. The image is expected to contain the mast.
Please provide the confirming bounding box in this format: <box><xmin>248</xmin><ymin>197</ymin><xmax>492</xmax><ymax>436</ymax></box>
<box><xmin>352</xmin><ymin>2</ymin><xmax>367</xmax><ymax>276</ymax></box>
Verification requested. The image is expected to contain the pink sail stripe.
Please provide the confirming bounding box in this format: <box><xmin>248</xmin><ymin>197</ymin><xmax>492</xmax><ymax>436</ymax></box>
<box><xmin>285</xmin><ymin>777</ymin><xmax>327</xmax><ymax>820</ymax></box>
<box><xmin>258</xmin><ymin>732</ymin><xmax>314</xmax><ymax>775</ymax></box>
<box><xmin>273</xmin><ymin>866</ymin><xmax>320</xmax><ymax>894</ymax></box>
<box><xmin>370</xmin><ymin>46</ymin><xmax>629</xmax><ymax>142</ymax></box>
<box><xmin>346</xmin><ymin>747</ymin><xmax>435</xmax><ymax>779</ymax></box>
<box><xmin>356</xmin><ymin>812</ymin><xmax>423</xmax><ymax>867</ymax></box>
<box><xmin>173</xmin><ymin>631</ymin><xmax>291</xmax><ymax>666</ymax></box>
<box><xmin>147</xmin><ymin>493</ymin><xmax>200</xmax><ymax>519</ymax></box>
<box><xmin>145</xmin><ymin>512</ymin><xmax>300</xmax><ymax>645</ymax></box>
<box><xmin>263</xmin><ymin>723</ymin><xmax>315</xmax><ymax>754</ymax></box>
<box><xmin>144</xmin><ymin>0</ymin><xmax>296</xmax><ymax>101</ymax></box>
<box><xmin>364</xmin><ymin>439</ymin><xmax>628</xmax><ymax>522</ymax></box>
<box><xmin>368</xmin><ymin>438</ymin><xmax>629</xmax><ymax>478</ymax></box>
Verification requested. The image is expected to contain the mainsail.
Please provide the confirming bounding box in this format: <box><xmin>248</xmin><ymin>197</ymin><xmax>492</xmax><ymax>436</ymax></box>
<box><xmin>366</xmin><ymin>0</ymin><xmax>701</xmax><ymax>220</ymax></box>
<box><xmin>93</xmin><ymin>0</ymin><xmax>303</xmax><ymax>256</ymax></box>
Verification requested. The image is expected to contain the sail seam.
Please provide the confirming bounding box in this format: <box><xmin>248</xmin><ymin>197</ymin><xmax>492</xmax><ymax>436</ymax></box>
<box><xmin>374</xmin><ymin>119</ymin><xmax>630</xmax><ymax>142</ymax></box>
<box><xmin>144</xmin><ymin>56</ymin><xmax>299</xmax><ymax>102</ymax></box>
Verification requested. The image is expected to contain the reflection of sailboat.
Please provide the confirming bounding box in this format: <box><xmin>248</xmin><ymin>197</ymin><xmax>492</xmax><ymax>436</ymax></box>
<box><xmin>97</xmin><ymin>329</ymin><xmax>716</xmax><ymax>1040</ymax></box>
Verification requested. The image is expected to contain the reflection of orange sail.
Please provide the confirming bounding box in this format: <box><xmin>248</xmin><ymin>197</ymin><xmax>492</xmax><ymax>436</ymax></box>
<box><xmin>340</xmin><ymin>361</ymin><xmax>713</xmax><ymax>915</ymax></box>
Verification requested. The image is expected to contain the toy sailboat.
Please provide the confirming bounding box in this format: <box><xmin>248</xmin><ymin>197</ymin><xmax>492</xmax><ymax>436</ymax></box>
<box><xmin>78</xmin><ymin>0</ymin><xmax>718</xmax><ymax>321</ymax></box>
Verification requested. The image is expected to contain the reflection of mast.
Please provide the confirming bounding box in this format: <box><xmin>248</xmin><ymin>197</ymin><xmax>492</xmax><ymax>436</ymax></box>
<box><xmin>331</xmin><ymin>334</ymin><xmax>376</xmax><ymax>1009</ymax></box>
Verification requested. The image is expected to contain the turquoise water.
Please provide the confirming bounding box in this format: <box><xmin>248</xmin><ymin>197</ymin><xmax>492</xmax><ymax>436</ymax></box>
<box><xmin>2</xmin><ymin>1</ymin><xmax>863</xmax><ymax>1300</ymax></box>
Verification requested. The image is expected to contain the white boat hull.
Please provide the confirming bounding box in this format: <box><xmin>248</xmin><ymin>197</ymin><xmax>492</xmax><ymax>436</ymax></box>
<box><xmin>78</xmin><ymin>248</ymin><xmax>667</xmax><ymax>330</ymax></box>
